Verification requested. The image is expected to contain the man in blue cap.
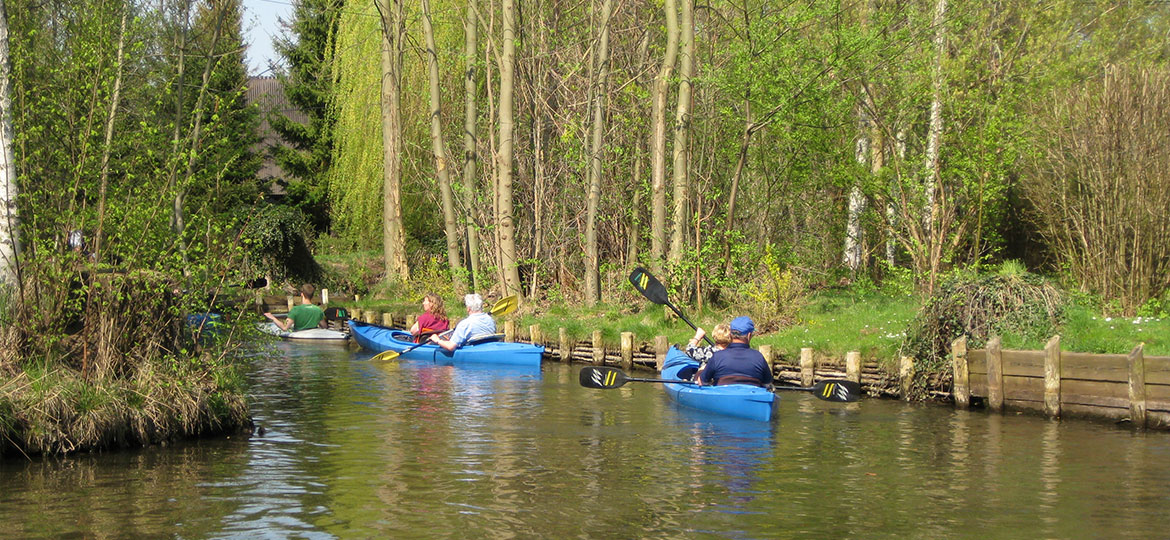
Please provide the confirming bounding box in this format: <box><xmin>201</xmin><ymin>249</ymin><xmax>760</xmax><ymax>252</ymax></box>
<box><xmin>697</xmin><ymin>316</ymin><xmax>773</xmax><ymax>387</ymax></box>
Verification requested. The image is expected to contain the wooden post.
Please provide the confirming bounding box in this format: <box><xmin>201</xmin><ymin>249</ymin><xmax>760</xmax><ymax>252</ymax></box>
<box><xmin>1128</xmin><ymin>343</ymin><xmax>1147</xmax><ymax>428</ymax></box>
<box><xmin>899</xmin><ymin>356</ymin><xmax>915</xmax><ymax>401</ymax></box>
<box><xmin>286</xmin><ymin>296</ymin><xmax>295</xmax><ymax>311</ymax></box>
<box><xmin>654</xmin><ymin>335</ymin><xmax>669</xmax><ymax>371</ymax></box>
<box><xmin>800</xmin><ymin>347</ymin><xmax>814</xmax><ymax>387</ymax></box>
<box><xmin>529</xmin><ymin>324</ymin><xmax>542</xmax><ymax>345</ymax></box>
<box><xmin>620</xmin><ymin>332</ymin><xmax>634</xmax><ymax>371</ymax></box>
<box><xmin>986</xmin><ymin>336</ymin><xmax>1004</xmax><ymax>412</ymax></box>
<box><xmin>322</xmin><ymin>288</ymin><xmax>329</xmax><ymax>305</ymax></box>
<box><xmin>846</xmin><ymin>351</ymin><xmax>861</xmax><ymax>384</ymax></box>
<box><xmin>504</xmin><ymin>320</ymin><xmax>516</xmax><ymax>342</ymax></box>
<box><xmin>254</xmin><ymin>291</ymin><xmax>264</xmax><ymax>315</ymax></box>
<box><xmin>759</xmin><ymin>345</ymin><xmax>774</xmax><ymax>376</ymax></box>
<box><xmin>382</xmin><ymin>313</ymin><xmax>394</xmax><ymax>327</ymax></box>
<box><xmin>407</xmin><ymin>314</ymin><xmax>417</xmax><ymax>330</ymax></box>
<box><xmin>1044</xmin><ymin>335</ymin><xmax>1062</xmax><ymax>418</ymax></box>
<box><xmin>952</xmin><ymin>336</ymin><xmax>969</xmax><ymax>409</ymax></box>
<box><xmin>364</xmin><ymin>311</ymin><xmax>378</xmax><ymax>324</ymax></box>
<box><xmin>592</xmin><ymin>330</ymin><xmax>604</xmax><ymax>364</ymax></box>
<box><xmin>559</xmin><ymin>328</ymin><xmax>570</xmax><ymax>362</ymax></box>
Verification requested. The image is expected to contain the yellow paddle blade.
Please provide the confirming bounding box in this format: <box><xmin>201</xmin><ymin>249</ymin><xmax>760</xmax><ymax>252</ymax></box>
<box><xmin>489</xmin><ymin>295</ymin><xmax>519</xmax><ymax>317</ymax></box>
<box><xmin>371</xmin><ymin>349</ymin><xmax>401</xmax><ymax>361</ymax></box>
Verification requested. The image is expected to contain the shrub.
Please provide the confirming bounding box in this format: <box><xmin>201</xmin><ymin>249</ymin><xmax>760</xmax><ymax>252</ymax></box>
<box><xmin>900</xmin><ymin>264</ymin><xmax>1065</xmax><ymax>373</ymax></box>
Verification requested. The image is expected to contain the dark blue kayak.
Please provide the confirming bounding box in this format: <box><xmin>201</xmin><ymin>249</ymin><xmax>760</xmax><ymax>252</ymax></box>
<box><xmin>660</xmin><ymin>347</ymin><xmax>777</xmax><ymax>422</ymax></box>
<box><xmin>348</xmin><ymin>320</ymin><xmax>544</xmax><ymax>367</ymax></box>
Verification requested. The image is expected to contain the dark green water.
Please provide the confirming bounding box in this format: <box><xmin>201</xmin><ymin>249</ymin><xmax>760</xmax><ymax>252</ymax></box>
<box><xmin>2</xmin><ymin>341</ymin><xmax>1169</xmax><ymax>539</ymax></box>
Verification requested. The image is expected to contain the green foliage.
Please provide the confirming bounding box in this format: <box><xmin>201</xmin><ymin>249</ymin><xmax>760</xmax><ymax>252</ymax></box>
<box><xmin>270</xmin><ymin>0</ymin><xmax>344</xmax><ymax>234</ymax></box>
<box><xmin>240</xmin><ymin>204</ymin><xmax>321</xmax><ymax>283</ymax></box>
<box><xmin>900</xmin><ymin>268</ymin><xmax>1066</xmax><ymax>372</ymax></box>
<box><xmin>733</xmin><ymin>244</ymin><xmax>809</xmax><ymax>331</ymax></box>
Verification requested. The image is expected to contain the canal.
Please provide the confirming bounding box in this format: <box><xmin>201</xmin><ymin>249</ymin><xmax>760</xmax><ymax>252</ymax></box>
<box><xmin>2</xmin><ymin>341</ymin><xmax>1169</xmax><ymax>538</ymax></box>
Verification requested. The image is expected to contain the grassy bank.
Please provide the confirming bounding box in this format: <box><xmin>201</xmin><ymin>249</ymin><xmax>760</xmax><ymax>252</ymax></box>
<box><xmin>346</xmin><ymin>288</ymin><xmax>1170</xmax><ymax>367</ymax></box>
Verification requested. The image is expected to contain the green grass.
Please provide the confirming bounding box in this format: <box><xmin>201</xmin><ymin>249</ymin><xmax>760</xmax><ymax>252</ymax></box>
<box><xmin>339</xmin><ymin>288</ymin><xmax>1170</xmax><ymax>364</ymax></box>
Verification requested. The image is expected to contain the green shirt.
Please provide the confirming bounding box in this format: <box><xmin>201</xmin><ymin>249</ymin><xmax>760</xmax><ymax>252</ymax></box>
<box><xmin>288</xmin><ymin>304</ymin><xmax>325</xmax><ymax>331</ymax></box>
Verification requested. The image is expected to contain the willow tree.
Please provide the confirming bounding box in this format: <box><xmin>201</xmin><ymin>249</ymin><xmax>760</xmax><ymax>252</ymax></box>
<box><xmin>0</xmin><ymin>0</ymin><xmax>17</xmax><ymax>287</ymax></box>
<box><xmin>375</xmin><ymin>0</ymin><xmax>409</xmax><ymax>283</ymax></box>
<box><xmin>583</xmin><ymin>0</ymin><xmax>615</xmax><ymax>305</ymax></box>
<box><xmin>648</xmin><ymin>0</ymin><xmax>679</xmax><ymax>274</ymax></box>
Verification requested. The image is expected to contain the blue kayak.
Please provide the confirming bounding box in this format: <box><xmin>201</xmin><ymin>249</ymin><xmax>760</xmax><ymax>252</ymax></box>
<box><xmin>660</xmin><ymin>347</ymin><xmax>777</xmax><ymax>422</ymax></box>
<box><xmin>348</xmin><ymin>320</ymin><xmax>544</xmax><ymax>367</ymax></box>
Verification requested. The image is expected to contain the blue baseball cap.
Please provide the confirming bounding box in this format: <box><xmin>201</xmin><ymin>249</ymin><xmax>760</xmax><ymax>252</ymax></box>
<box><xmin>729</xmin><ymin>316</ymin><xmax>755</xmax><ymax>335</ymax></box>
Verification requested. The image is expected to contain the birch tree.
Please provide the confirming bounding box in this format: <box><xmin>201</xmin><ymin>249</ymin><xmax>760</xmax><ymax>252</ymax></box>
<box><xmin>0</xmin><ymin>0</ymin><xmax>17</xmax><ymax>287</ymax></box>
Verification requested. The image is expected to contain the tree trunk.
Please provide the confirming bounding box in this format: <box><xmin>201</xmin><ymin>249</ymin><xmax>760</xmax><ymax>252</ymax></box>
<box><xmin>93</xmin><ymin>7</ymin><xmax>128</xmax><ymax>261</ymax></box>
<box><xmin>667</xmin><ymin>0</ymin><xmax>694</xmax><ymax>269</ymax></box>
<box><xmin>922</xmin><ymin>0</ymin><xmax>947</xmax><ymax>293</ymax></box>
<box><xmin>0</xmin><ymin>0</ymin><xmax>19</xmax><ymax>286</ymax></box>
<box><xmin>648</xmin><ymin>0</ymin><xmax>679</xmax><ymax>274</ymax></box>
<box><xmin>496</xmin><ymin>0</ymin><xmax>522</xmax><ymax>297</ymax></box>
<box><xmin>843</xmin><ymin>99</ymin><xmax>869</xmax><ymax>276</ymax></box>
<box><xmin>584</xmin><ymin>0</ymin><xmax>614</xmax><ymax>306</ymax></box>
<box><xmin>422</xmin><ymin>0</ymin><xmax>463</xmax><ymax>291</ymax></box>
<box><xmin>721</xmin><ymin>99</ymin><xmax>751</xmax><ymax>277</ymax></box>
<box><xmin>462</xmin><ymin>0</ymin><xmax>480</xmax><ymax>292</ymax></box>
<box><xmin>376</xmin><ymin>0</ymin><xmax>409</xmax><ymax>283</ymax></box>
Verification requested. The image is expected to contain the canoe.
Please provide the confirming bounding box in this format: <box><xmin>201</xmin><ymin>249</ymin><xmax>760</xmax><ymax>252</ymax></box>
<box><xmin>258</xmin><ymin>322</ymin><xmax>350</xmax><ymax>342</ymax></box>
<box><xmin>348</xmin><ymin>320</ymin><xmax>544</xmax><ymax>367</ymax></box>
<box><xmin>660</xmin><ymin>346</ymin><xmax>777</xmax><ymax>422</ymax></box>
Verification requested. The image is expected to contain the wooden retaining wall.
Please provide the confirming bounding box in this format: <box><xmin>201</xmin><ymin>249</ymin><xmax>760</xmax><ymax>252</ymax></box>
<box><xmin>952</xmin><ymin>335</ymin><xmax>1170</xmax><ymax>429</ymax></box>
<box><xmin>303</xmin><ymin>302</ymin><xmax>1166</xmax><ymax>430</ymax></box>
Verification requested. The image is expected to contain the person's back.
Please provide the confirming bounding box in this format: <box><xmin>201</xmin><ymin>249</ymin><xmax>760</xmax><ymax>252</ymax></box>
<box><xmin>287</xmin><ymin>303</ymin><xmax>324</xmax><ymax>331</ymax></box>
<box><xmin>432</xmin><ymin>293</ymin><xmax>497</xmax><ymax>352</ymax></box>
<box><xmin>698</xmin><ymin>317</ymin><xmax>772</xmax><ymax>387</ymax></box>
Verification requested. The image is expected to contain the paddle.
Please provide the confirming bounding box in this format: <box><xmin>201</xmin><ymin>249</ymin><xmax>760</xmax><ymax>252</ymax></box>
<box><xmin>628</xmin><ymin>267</ymin><xmax>713</xmax><ymax>346</ymax></box>
<box><xmin>578</xmin><ymin>366</ymin><xmax>861</xmax><ymax>403</ymax></box>
<box><xmin>371</xmin><ymin>295</ymin><xmax>519</xmax><ymax>361</ymax></box>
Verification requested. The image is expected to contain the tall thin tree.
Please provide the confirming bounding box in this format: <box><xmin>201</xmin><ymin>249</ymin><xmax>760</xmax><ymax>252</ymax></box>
<box><xmin>667</xmin><ymin>0</ymin><xmax>693</xmax><ymax>269</ymax></box>
<box><xmin>584</xmin><ymin>0</ymin><xmax>614</xmax><ymax>305</ymax></box>
<box><xmin>0</xmin><ymin>0</ymin><xmax>18</xmax><ymax>287</ymax></box>
<box><xmin>461</xmin><ymin>0</ymin><xmax>480</xmax><ymax>291</ymax></box>
<box><xmin>422</xmin><ymin>0</ymin><xmax>464</xmax><ymax>291</ymax></box>
<box><xmin>648</xmin><ymin>0</ymin><xmax>679</xmax><ymax>274</ymax></box>
<box><xmin>496</xmin><ymin>0</ymin><xmax>521</xmax><ymax>297</ymax></box>
<box><xmin>375</xmin><ymin>0</ymin><xmax>409</xmax><ymax>283</ymax></box>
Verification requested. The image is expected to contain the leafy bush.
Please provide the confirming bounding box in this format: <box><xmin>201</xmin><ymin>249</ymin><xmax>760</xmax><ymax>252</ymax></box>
<box><xmin>900</xmin><ymin>263</ymin><xmax>1065</xmax><ymax>373</ymax></box>
<box><xmin>240</xmin><ymin>205</ymin><xmax>322</xmax><ymax>283</ymax></box>
<box><xmin>734</xmin><ymin>244</ymin><xmax>809</xmax><ymax>332</ymax></box>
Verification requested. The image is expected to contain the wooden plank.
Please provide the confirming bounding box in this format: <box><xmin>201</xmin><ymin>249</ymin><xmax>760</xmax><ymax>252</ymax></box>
<box><xmin>1044</xmin><ymin>335</ymin><xmax>1061</xmax><ymax>418</ymax></box>
<box><xmin>951</xmin><ymin>336</ymin><xmax>969</xmax><ymax>409</ymax></box>
<box><xmin>846</xmin><ymin>351</ymin><xmax>861</xmax><ymax>384</ymax></box>
<box><xmin>899</xmin><ymin>356</ymin><xmax>915</xmax><ymax>401</ymax></box>
<box><xmin>986</xmin><ymin>336</ymin><xmax>1004</xmax><ymax>412</ymax></box>
<box><xmin>620</xmin><ymin>332</ymin><xmax>634</xmax><ymax>370</ymax></box>
<box><xmin>1129</xmin><ymin>344</ymin><xmax>1147</xmax><ymax>428</ymax></box>
<box><xmin>800</xmin><ymin>348</ymin><xmax>814</xmax><ymax>387</ymax></box>
<box><xmin>654</xmin><ymin>336</ymin><xmax>670</xmax><ymax>371</ymax></box>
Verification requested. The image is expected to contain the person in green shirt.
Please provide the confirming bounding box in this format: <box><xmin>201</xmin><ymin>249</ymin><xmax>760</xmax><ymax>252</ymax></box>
<box><xmin>264</xmin><ymin>283</ymin><xmax>325</xmax><ymax>332</ymax></box>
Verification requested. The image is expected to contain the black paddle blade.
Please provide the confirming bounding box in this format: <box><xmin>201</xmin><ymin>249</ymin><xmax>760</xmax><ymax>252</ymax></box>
<box><xmin>629</xmin><ymin>267</ymin><xmax>669</xmax><ymax>305</ymax></box>
<box><xmin>811</xmin><ymin>380</ymin><xmax>862</xmax><ymax>402</ymax></box>
<box><xmin>579</xmin><ymin>366</ymin><xmax>630</xmax><ymax>389</ymax></box>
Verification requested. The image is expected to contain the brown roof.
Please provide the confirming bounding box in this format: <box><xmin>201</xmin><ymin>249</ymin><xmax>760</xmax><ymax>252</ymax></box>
<box><xmin>246</xmin><ymin>76</ymin><xmax>310</xmax><ymax>190</ymax></box>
